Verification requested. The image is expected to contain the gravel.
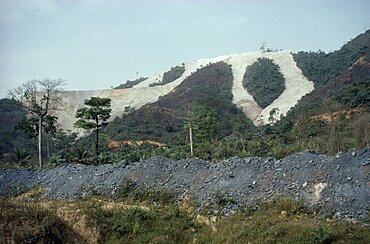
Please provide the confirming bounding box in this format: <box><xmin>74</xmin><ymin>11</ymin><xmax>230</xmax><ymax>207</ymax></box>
<box><xmin>1</xmin><ymin>148</ymin><xmax>369</xmax><ymax>220</ymax></box>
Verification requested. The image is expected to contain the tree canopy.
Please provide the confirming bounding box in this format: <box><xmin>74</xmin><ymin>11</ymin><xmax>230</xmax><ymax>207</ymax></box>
<box><xmin>7</xmin><ymin>78</ymin><xmax>65</xmax><ymax>167</ymax></box>
<box><xmin>243</xmin><ymin>58</ymin><xmax>285</xmax><ymax>109</ymax></box>
<box><xmin>75</xmin><ymin>97</ymin><xmax>112</xmax><ymax>157</ymax></box>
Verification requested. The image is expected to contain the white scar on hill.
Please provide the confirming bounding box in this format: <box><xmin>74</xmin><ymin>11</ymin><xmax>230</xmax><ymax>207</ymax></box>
<box><xmin>225</xmin><ymin>50</ymin><xmax>314</xmax><ymax>125</ymax></box>
<box><xmin>53</xmin><ymin>51</ymin><xmax>314</xmax><ymax>132</ymax></box>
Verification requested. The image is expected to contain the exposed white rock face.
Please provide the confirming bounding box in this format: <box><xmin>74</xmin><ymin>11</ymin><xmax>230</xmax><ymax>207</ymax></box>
<box><xmin>225</xmin><ymin>50</ymin><xmax>314</xmax><ymax>125</ymax></box>
<box><xmin>53</xmin><ymin>50</ymin><xmax>314</xmax><ymax>132</ymax></box>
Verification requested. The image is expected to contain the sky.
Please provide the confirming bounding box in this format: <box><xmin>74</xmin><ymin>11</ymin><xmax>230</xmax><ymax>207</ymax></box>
<box><xmin>0</xmin><ymin>0</ymin><xmax>369</xmax><ymax>98</ymax></box>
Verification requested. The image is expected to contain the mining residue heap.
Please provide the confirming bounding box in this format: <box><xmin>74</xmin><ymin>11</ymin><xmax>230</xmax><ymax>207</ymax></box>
<box><xmin>1</xmin><ymin>149</ymin><xmax>369</xmax><ymax>221</ymax></box>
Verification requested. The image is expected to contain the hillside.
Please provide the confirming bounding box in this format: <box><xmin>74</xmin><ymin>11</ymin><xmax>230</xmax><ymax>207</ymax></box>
<box><xmin>50</xmin><ymin>50</ymin><xmax>313</xmax><ymax>134</ymax></box>
<box><xmin>0</xmin><ymin>30</ymin><xmax>369</xmax><ymax>164</ymax></box>
<box><xmin>292</xmin><ymin>29</ymin><xmax>370</xmax><ymax>111</ymax></box>
<box><xmin>0</xmin><ymin>30</ymin><xmax>370</xmax><ymax>244</ymax></box>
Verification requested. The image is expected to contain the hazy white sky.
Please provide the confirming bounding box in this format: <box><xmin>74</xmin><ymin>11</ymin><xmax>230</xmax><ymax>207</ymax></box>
<box><xmin>1</xmin><ymin>0</ymin><xmax>369</xmax><ymax>98</ymax></box>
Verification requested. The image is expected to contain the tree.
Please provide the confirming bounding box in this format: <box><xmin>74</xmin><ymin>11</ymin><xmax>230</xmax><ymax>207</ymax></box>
<box><xmin>183</xmin><ymin>109</ymin><xmax>195</xmax><ymax>156</ymax></box>
<box><xmin>8</xmin><ymin>78</ymin><xmax>65</xmax><ymax>167</ymax></box>
<box><xmin>193</xmin><ymin>107</ymin><xmax>220</xmax><ymax>143</ymax></box>
<box><xmin>353</xmin><ymin>113</ymin><xmax>370</xmax><ymax>148</ymax></box>
<box><xmin>74</xmin><ymin>97</ymin><xmax>112</xmax><ymax>156</ymax></box>
<box><xmin>268</xmin><ymin>108</ymin><xmax>280</xmax><ymax>124</ymax></box>
<box><xmin>322</xmin><ymin>99</ymin><xmax>344</xmax><ymax>154</ymax></box>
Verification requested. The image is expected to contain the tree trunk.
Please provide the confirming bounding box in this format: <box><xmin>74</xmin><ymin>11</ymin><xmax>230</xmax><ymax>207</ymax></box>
<box><xmin>46</xmin><ymin>134</ymin><xmax>50</xmax><ymax>158</ymax></box>
<box><xmin>95</xmin><ymin>120</ymin><xmax>99</xmax><ymax>156</ymax></box>
<box><xmin>240</xmin><ymin>134</ymin><xmax>245</xmax><ymax>151</ymax></box>
<box><xmin>188</xmin><ymin>122</ymin><xmax>193</xmax><ymax>156</ymax></box>
<box><xmin>38</xmin><ymin>117</ymin><xmax>43</xmax><ymax>168</ymax></box>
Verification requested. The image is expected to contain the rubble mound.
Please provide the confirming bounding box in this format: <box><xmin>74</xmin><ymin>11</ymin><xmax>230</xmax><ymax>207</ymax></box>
<box><xmin>0</xmin><ymin>148</ymin><xmax>369</xmax><ymax>220</ymax></box>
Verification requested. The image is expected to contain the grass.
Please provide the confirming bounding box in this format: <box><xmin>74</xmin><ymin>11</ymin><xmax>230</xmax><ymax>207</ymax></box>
<box><xmin>87</xmin><ymin>203</ymin><xmax>202</xmax><ymax>243</ymax></box>
<box><xmin>197</xmin><ymin>198</ymin><xmax>370</xmax><ymax>243</ymax></box>
<box><xmin>0</xmin><ymin>198</ymin><xmax>83</xmax><ymax>243</ymax></box>
<box><xmin>1</xmin><ymin>191</ymin><xmax>369</xmax><ymax>243</ymax></box>
<box><xmin>116</xmin><ymin>179</ymin><xmax>176</xmax><ymax>206</ymax></box>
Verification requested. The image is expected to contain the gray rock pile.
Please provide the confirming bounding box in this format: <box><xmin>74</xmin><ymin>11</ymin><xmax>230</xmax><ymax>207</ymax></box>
<box><xmin>0</xmin><ymin>148</ymin><xmax>369</xmax><ymax>220</ymax></box>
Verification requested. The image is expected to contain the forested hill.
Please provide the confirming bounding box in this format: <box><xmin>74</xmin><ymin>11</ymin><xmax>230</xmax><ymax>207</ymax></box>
<box><xmin>0</xmin><ymin>30</ymin><xmax>369</xmax><ymax>165</ymax></box>
<box><xmin>292</xmin><ymin>29</ymin><xmax>370</xmax><ymax>111</ymax></box>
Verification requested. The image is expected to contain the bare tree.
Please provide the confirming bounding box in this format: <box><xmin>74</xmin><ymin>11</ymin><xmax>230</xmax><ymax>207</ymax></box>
<box><xmin>8</xmin><ymin>78</ymin><xmax>66</xmax><ymax>167</ymax></box>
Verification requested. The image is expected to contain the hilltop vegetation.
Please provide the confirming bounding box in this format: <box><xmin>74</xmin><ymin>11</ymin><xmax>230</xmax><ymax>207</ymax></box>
<box><xmin>243</xmin><ymin>57</ymin><xmax>286</xmax><ymax>108</ymax></box>
<box><xmin>149</xmin><ymin>65</ymin><xmax>185</xmax><ymax>87</ymax></box>
<box><xmin>292</xmin><ymin>29</ymin><xmax>370</xmax><ymax>111</ymax></box>
<box><xmin>114</xmin><ymin>77</ymin><xmax>147</xmax><ymax>89</ymax></box>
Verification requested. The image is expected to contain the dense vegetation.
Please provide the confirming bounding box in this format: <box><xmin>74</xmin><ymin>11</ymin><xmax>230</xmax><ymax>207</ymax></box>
<box><xmin>149</xmin><ymin>65</ymin><xmax>185</xmax><ymax>87</ymax></box>
<box><xmin>243</xmin><ymin>57</ymin><xmax>285</xmax><ymax>108</ymax></box>
<box><xmin>0</xmin><ymin>99</ymin><xmax>31</xmax><ymax>162</ymax></box>
<box><xmin>292</xmin><ymin>29</ymin><xmax>370</xmax><ymax>112</ymax></box>
<box><xmin>294</xmin><ymin>30</ymin><xmax>370</xmax><ymax>88</ymax></box>
<box><xmin>105</xmin><ymin>62</ymin><xmax>247</xmax><ymax>144</ymax></box>
<box><xmin>114</xmin><ymin>77</ymin><xmax>147</xmax><ymax>89</ymax></box>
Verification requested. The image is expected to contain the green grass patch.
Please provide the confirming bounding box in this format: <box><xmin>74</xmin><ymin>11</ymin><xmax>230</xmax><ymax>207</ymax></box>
<box><xmin>197</xmin><ymin>198</ymin><xmax>370</xmax><ymax>243</ymax></box>
<box><xmin>86</xmin><ymin>202</ymin><xmax>203</xmax><ymax>243</ymax></box>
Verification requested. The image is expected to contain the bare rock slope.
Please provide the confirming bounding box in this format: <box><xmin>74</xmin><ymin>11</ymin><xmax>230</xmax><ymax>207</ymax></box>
<box><xmin>54</xmin><ymin>51</ymin><xmax>314</xmax><ymax>132</ymax></box>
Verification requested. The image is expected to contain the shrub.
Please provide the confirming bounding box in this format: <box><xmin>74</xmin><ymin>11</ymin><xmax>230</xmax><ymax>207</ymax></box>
<box><xmin>114</xmin><ymin>77</ymin><xmax>147</xmax><ymax>89</ymax></box>
<box><xmin>149</xmin><ymin>65</ymin><xmax>185</xmax><ymax>87</ymax></box>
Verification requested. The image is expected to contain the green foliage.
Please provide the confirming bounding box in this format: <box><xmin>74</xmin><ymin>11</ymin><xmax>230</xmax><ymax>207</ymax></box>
<box><xmin>117</xmin><ymin>180</ymin><xmax>175</xmax><ymax>205</ymax></box>
<box><xmin>15</xmin><ymin>114</ymin><xmax>57</xmax><ymax>139</ymax></box>
<box><xmin>2</xmin><ymin>195</ymin><xmax>369</xmax><ymax>244</ymax></box>
<box><xmin>299</xmin><ymin>224</ymin><xmax>332</xmax><ymax>244</ymax></box>
<box><xmin>75</xmin><ymin>97</ymin><xmax>112</xmax><ymax>156</ymax></box>
<box><xmin>0</xmin><ymin>99</ymin><xmax>36</xmax><ymax>162</ymax></box>
<box><xmin>197</xmin><ymin>197</ymin><xmax>369</xmax><ymax>243</ymax></box>
<box><xmin>103</xmin><ymin>62</ymin><xmax>247</xmax><ymax>148</ymax></box>
<box><xmin>288</xmin><ymin>30</ymin><xmax>370</xmax><ymax>119</ymax></box>
<box><xmin>294</xmin><ymin>30</ymin><xmax>370</xmax><ymax>87</ymax></box>
<box><xmin>149</xmin><ymin>65</ymin><xmax>185</xmax><ymax>87</ymax></box>
<box><xmin>10</xmin><ymin>148</ymin><xmax>31</xmax><ymax>164</ymax></box>
<box><xmin>3</xmin><ymin>32</ymin><xmax>370</xmax><ymax>166</ymax></box>
<box><xmin>243</xmin><ymin>57</ymin><xmax>286</xmax><ymax>108</ymax></box>
<box><xmin>114</xmin><ymin>77</ymin><xmax>147</xmax><ymax>89</ymax></box>
<box><xmin>0</xmin><ymin>199</ymin><xmax>83</xmax><ymax>243</ymax></box>
<box><xmin>90</xmin><ymin>206</ymin><xmax>199</xmax><ymax>243</ymax></box>
<box><xmin>193</xmin><ymin>106</ymin><xmax>220</xmax><ymax>142</ymax></box>
<box><xmin>333</xmin><ymin>79</ymin><xmax>370</xmax><ymax>108</ymax></box>
<box><xmin>7</xmin><ymin>78</ymin><xmax>65</xmax><ymax>167</ymax></box>
<box><xmin>75</xmin><ymin>97</ymin><xmax>112</xmax><ymax>130</ymax></box>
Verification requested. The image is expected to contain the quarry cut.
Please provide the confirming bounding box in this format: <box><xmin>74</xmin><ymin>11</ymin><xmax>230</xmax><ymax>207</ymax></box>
<box><xmin>53</xmin><ymin>50</ymin><xmax>314</xmax><ymax>132</ymax></box>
